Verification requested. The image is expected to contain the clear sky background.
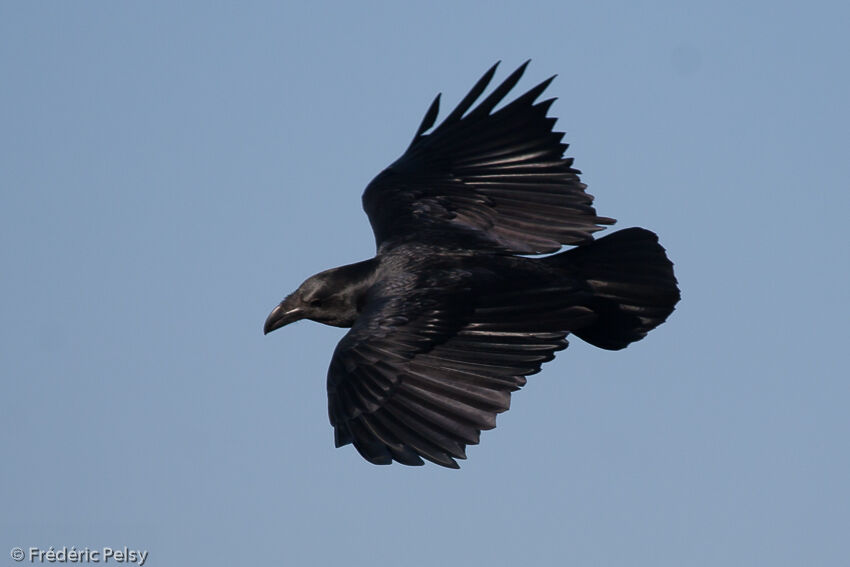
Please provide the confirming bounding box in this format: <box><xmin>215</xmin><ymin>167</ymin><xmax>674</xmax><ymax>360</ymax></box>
<box><xmin>2</xmin><ymin>2</ymin><xmax>848</xmax><ymax>566</ymax></box>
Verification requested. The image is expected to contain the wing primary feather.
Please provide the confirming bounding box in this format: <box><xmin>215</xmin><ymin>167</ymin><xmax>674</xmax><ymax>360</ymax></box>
<box><xmin>409</xmin><ymin>93</ymin><xmax>441</xmax><ymax>144</ymax></box>
<box><xmin>497</xmin><ymin>75</ymin><xmax>556</xmax><ymax>113</ymax></box>
<box><xmin>442</xmin><ymin>61</ymin><xmax>500</xmax><ymax>125</ymax></box>
<box><xmin>346</xmin><ymin>419</ymin><xmax>393</xmax><ymax>465</ymax></box>
<box><xmin>382</xmin><ymin>400</ymin><xmax>468</xmax><ymax>460</ymax></box>
<box><xmin>358</xmin><ymin>414</ymin><xmax>425</xmax><ymax>466</ymax></box>
<box><xmin>468</xmin><ymin>60</ymin><xmax>530</xmax><ymax>117</ymax></box>
<box><xmin>373</xmin><ymin>409</ymin><xmax>462</xmax><ymax>468</ymax></box>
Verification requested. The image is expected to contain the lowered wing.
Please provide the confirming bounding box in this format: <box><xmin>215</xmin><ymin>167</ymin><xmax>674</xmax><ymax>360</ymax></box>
<box><xmin>362</xmin><ymin>61</ymin><xmax>615</xmax><ymax>255</ymax></box>
<box><xmin>326</xmin><ymin>266</ymin><xmax>597</xmax><ymax>468</ymax></box>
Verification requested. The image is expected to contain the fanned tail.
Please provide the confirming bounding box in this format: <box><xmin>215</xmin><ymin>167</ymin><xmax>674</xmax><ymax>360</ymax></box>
<box><xmin>551</xmin><ymin>228</ymin><xmax>680</xmax><ymax>350</ymax></box>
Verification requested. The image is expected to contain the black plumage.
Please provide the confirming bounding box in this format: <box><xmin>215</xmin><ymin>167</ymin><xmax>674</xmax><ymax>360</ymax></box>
<box><xmin>264</xmin><ymin>62</ymin><xmax>680</xmax><ymax>468</ymax></box>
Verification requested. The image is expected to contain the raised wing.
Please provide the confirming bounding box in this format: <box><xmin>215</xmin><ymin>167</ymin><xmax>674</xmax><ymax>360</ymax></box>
<box><xmin>362</xmin><ymin>61</ymin><xmax>615</xmax><ymax>255</ymax></box>
<box><xmin>326</xmin><ymin>268</ymin><xmax>597</xmax><ymax>468</ymax></box>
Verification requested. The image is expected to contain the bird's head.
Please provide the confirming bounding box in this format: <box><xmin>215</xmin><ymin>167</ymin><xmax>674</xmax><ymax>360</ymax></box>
<box><xmin>264</xmin><ymin>260</ymin><xmax>378</xmax><ymax>334</ymax></box>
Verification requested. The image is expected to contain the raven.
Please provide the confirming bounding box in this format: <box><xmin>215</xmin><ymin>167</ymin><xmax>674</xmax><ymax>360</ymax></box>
<box><xmin>264</xmin><ymin>61</ymin><xmax>680</xmax><ymax>468</ymax></box>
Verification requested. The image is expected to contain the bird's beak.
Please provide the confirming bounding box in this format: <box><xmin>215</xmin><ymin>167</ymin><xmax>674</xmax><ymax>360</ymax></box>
<box><xmin>264</xmin><ymin>300</ymin><xmax>304</xmax><ymax>335</ymax></box>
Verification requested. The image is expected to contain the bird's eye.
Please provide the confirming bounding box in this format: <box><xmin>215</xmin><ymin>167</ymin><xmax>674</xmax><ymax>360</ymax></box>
<box><xmin>310</xmin><ymin>298</ymin><xmax>323</xmax><ymax>307</ymax></box>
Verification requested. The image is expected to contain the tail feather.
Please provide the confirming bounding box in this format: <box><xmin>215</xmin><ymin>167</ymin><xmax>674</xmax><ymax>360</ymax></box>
<box><xmin>552</xmin><ymin>227</ymin><xmax>680</xmax><ymax>350</ymax></box>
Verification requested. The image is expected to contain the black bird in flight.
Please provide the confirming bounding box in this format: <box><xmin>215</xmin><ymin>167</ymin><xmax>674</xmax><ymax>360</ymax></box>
<box><xmin>265</xmin><ymin>61</ymin><xmax>680</xmax><ymax>468</ymax></box>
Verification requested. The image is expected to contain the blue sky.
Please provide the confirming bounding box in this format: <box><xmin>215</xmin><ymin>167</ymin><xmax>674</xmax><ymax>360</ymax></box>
<box><xmin>2</xmin><ymin>1</ymin><xmax>848</xmax><ymax>565</ymax></box>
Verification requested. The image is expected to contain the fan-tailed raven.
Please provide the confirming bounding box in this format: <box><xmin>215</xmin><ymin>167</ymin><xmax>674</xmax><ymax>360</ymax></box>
<box><xmin>264</xmin><ymin>61</ymin><xmax>680</xmax><ymax>468</ymax></box>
